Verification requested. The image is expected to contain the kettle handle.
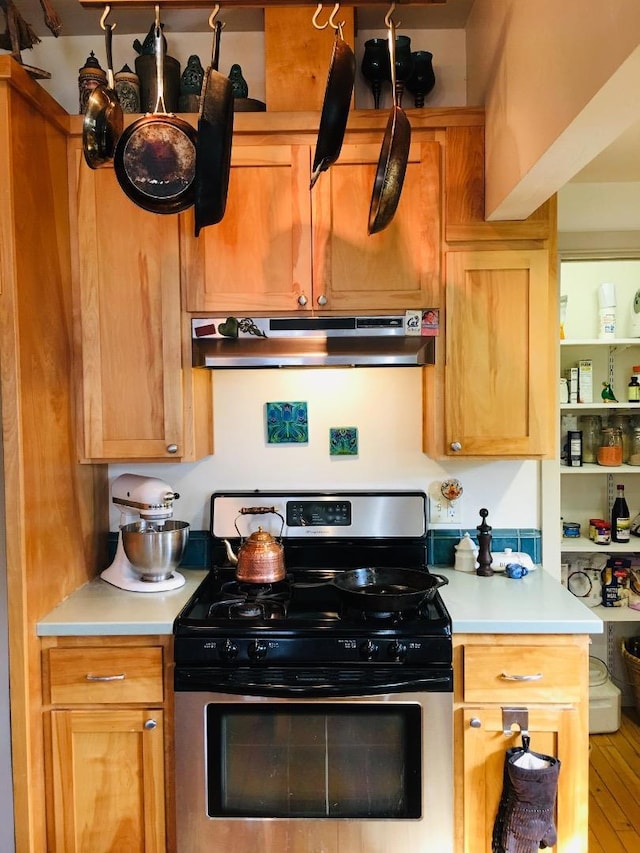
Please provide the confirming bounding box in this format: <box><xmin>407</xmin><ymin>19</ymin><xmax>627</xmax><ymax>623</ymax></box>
<box><xmin>234</xmin><ymin>507</ymin><xmax>285</xmax><ymax>540</ymax></box>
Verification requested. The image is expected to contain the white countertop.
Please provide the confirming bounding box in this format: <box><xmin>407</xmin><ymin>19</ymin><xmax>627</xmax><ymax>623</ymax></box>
<box><xmin>36</xmin><ymin>566</ymin><xmax>603</xmax><ymax>637</ymax></box>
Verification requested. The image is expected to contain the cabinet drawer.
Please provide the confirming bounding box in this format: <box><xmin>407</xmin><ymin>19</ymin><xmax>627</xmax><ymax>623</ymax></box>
<box><xmin>463</xmin><ymin>644</ymin><xmax>583</xmax><ymax>703</ymax></box>
<box><xmin>48</xmin><ymin>647</ymin><xmax>164</xmax><ymax>705</ymax></box>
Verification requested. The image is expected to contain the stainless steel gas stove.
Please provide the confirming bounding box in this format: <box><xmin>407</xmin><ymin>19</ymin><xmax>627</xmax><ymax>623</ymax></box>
<box><xmin>173</xmin><ymin>491</ymin><xmax>454</xmax><ymax>853</ymax></box>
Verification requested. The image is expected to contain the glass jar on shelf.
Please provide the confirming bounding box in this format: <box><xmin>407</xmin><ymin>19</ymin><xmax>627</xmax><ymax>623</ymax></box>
<box><xmin>629</xmin><ymin>426</ymin><xmax>640</xmax><ymax>465</ymax></box>
<box><xmin>597</xmin><ymin>426</ymin><xmax>623</xmax><ymax>466</ymax></box>
<box><xmin>606</xmin><ymin>413</ymin><xmax>631</xmax><ymax>463</ymax></box>
<box><xmin>578</xmin><ymin>414</ymin><xmax>602</xmax><ymax>464</ymax></box>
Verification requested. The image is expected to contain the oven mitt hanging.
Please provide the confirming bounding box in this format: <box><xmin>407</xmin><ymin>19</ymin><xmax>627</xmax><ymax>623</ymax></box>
<box><xmin>492</xmin><ymin>744</ymin><xmax>561</xmax><ymax>853</ymax></box>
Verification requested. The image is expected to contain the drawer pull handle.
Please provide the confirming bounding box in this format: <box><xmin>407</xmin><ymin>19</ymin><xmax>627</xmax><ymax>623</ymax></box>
<box><xmin>85</xmin><ymin>673</ymin><xmax>125</xmax><ymax>682</ymax></box>
<box><xmin>500</xmin><ymin>672</ymin><xmax>542</xmax><ymax>682</ymax></box>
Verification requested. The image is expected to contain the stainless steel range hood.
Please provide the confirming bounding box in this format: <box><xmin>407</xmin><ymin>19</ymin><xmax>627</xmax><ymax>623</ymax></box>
<box><xmin>192</xmin><ymin>315</ymin><xmax>436</xmax><ymax>368</ymax></box>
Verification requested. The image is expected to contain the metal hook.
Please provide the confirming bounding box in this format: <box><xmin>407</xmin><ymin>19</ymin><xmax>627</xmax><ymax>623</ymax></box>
<box><xmin>384</xmin><ymin>2</ymin><xmax>400</xmax><ymax>30</ymax></box>
<box><xmin>100</xmin><ymin>5</ymin><xmax>115</xmax><ymax>32</ymax></box>
<box><xmin>208</xmin><ymin>4</ymin><xmax>221</xmax><ymax>29</ymax></box>
<box><xmin>312</xmin><ymin>4</ymin><xmax>329</xmax><ymax>30</ymax></box>
<box><xmin>328</xmin><ymin>3</ymin><xmax>345</xmax><ymax>33</ymax></box>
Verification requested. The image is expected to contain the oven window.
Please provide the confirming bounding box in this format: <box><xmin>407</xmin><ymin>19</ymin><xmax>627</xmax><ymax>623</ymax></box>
<box><xmin>206</xmin><ymin>703</ymin><xmax>422</xmax><ymax>819</ymax></box>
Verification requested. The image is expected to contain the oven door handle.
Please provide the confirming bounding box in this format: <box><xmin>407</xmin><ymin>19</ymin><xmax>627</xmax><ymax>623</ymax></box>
<box><xmin>175</xmin><ymin>668</ymin><xmax>453</xmax><ymax>697</ymax></box>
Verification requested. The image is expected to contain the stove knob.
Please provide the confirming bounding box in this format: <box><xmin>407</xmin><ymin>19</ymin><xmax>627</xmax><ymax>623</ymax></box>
<box><xmin>248</xmin><ymin>640</ymin><xmax>268</xmax><ymax>661</ymax></box>
<box><xmin>359</xmin><ymin>640</ymin><xmax>379</xmax><ymax>661</ymax></box>
<box><xmin>387</xmin><ymin>640</ymin><xmax>407</xmax><ymax>661</ymax></box>
<box><xmin>220</xmin><ymin>640</ymin><xmax>238</xmax><ymax>661</ymax></box>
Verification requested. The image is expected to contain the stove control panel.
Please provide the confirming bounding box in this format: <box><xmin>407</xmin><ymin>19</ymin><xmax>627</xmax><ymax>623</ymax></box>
<box><xmin>286</xmin><ymin>500</ymin><xmax>352</xmax><ymax>527</ymax></box>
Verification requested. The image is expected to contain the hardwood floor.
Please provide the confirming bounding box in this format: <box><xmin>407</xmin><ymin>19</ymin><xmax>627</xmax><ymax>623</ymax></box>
<box><xmin>589</xmin><ymin>708</ymin><xmax>640</xmax><ymax>851</ymax></box>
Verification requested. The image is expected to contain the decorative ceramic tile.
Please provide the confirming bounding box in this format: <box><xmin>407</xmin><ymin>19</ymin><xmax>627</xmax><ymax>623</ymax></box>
<box><xmin>266</xmin><ymin>401</ymin><xmax>309</xmax><ymax>444</ymax></box>
<box><xmin>329</xmin><ymin>427</ymin><xmax>358</xmax><ymax>456</ymax></box>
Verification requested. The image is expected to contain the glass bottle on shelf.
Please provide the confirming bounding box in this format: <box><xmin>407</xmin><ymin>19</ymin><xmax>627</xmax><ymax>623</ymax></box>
<box><xmin>611</xmin><ymin>483</ymin><xmax>630</xmax><ymax>543</ymax></box>
<box><xmin>597</xmin><ymin>426</ymin><xmax>623</xmax><ymax>466</ymax></box>
<box><xmin>628</xmin><ymin>367</ymin><xmax>640</xmax><ymax>403</ymax></box>
<box><xmin>578</xmin><ymin>414</ymin><xmax>602</xmax><ymax>464</ymax></box>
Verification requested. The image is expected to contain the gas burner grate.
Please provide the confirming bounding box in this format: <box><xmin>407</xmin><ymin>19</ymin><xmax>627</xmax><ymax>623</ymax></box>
<box><xmin>206</xmin><ymin>578</ymin><xmax>291</xmax><ymax>620</ymax></box>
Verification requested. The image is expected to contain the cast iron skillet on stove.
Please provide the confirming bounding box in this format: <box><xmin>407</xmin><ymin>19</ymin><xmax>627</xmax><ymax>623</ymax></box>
<box><xmin>332</xmin><ymin>567</ymin><xmax>448</xmax><ymax>611</ymax></box>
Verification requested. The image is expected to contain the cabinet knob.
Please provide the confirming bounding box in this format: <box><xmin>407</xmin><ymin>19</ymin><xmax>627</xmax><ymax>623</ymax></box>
<box><xmin>469</xmin><ymin>718</ymin><xmax>482</xmax><ymax>729</ymax></box>
<box><xmin>316</xmin><ymin>294</ymin><xmax>328</xmax><ymax>306</ymax></box>
<box><xmin>450</xmin><ymin>441</ymin><xmax>462</xmax><ymax>452</ymax></box>
<box><xmin>144</xmin><ymin>719</ymin><xmax>157</xmax><ymax>730</ymax></box>
<box><xmin>297</xmin><ymin>294</ymin><xmax>308</xmax><ymax>306</ymax></box>
<box><xmin>166</xmin><ymin>444</ymin><xmax>178</xmax><ymax>454</ymax></box>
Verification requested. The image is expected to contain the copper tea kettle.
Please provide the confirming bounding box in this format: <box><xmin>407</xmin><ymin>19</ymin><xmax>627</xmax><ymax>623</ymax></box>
<box><xmin>223</xmin><ymin>507</ymin><xmax>286</xmax><ymax>583</ymax></box>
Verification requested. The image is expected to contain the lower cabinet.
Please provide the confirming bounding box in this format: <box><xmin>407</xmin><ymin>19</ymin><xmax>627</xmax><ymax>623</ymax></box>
<box><xmin>42</xmin><ymin>637</ymin><xmax>173</xmax><ymax>853</ymax></box>
<box><xmin>454</xmin><ymin>634</ymin><xmax>590</xmax><ymax>853</ymax></box>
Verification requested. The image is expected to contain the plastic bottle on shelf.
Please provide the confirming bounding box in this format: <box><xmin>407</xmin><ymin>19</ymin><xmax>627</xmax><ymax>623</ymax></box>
<box><xmin>611</xmin><ymin>484</ymin><xmax>630</xmax><ymax>543</ymax></box>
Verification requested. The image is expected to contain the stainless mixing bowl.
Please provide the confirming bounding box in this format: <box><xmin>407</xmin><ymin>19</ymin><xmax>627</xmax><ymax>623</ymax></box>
<box><xmin>121</xmin><ymin>519</ymin><xmax>189</xmax><ymax>582</ymax></box>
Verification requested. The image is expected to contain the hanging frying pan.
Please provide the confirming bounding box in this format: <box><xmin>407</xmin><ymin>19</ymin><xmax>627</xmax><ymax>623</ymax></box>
<box><xmin>113</xmin><ymin>18</ymin><xmax>197</xmax><ymax>214</ymax></box>
<box><xmin>367</xmin><ymin>11</ymin><xmax>411</xmax><ymax>235</ymax></box>
<box><xmin>82</xmin><ymin>16</ymin><xmax>123</xmax><ymax>169</ymax></box>
<box><xmin>310</xmin><ymin>6</ymin><xmax>355</xmax><ymax>189</ymax></box>
<box><xmin>194</xmin><ymin>15</ymin><xmax>234</xmax><ymax>236</ymax></box>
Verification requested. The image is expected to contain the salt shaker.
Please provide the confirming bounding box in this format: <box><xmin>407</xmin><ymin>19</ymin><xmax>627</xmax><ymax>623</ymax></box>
<box><xmin>476</xmin><ymin>508</ymin><xmax>493</xmax><ymax>576</ymax></box>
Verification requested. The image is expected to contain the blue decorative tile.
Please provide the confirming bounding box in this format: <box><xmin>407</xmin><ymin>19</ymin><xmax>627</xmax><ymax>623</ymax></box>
<box><xmin>329</xmin><ymin>427</ymin><xmax>358</xmax><ymax>456</ymax></box>
<box><xmin>428</xmin><ymin>528</ymin><xmax>542</xmax><ymax>567</ymax></box>
<box><xmin>266</xmin><ymin>401</ymin><xmax>309</xmax><ymax>444</ymax></box>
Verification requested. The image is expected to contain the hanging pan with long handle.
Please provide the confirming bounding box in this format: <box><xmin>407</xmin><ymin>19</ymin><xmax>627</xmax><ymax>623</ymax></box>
<box><xmin>82</xmin><ymin>7</ymin><xmax>123</xmax><ymax>169</ymax></box>
<box><xmin>367</xmin><ymin>5</ymin><xmax>411</xmax><ymax>235</ymax></box>
<box><xmin>310</xmin><ymin>3</ymin><xmax>355</xmax><ymax>190</ymax></box>
<box><xmin>113</xmin><ymin>7</ymin><xmax>197</xmax><ymax>214</ymax></box>
<box><xmin>194</xmin><ymin>8</ymin><xmax>234</xmax><ymax>236</ymax></box>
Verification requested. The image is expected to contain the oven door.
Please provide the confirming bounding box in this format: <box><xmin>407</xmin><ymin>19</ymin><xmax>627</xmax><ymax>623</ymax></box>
<box><xmin>174</xmin><ymin>691</ymin><xmax>453</xmax><ymax>853</ymax></box>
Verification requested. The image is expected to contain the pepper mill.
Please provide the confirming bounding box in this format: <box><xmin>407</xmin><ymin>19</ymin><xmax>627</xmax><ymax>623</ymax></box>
<box><xmin>476</xmin><ymin>508</ymin><xmax>494</xmax><ymax>576</ymax></box>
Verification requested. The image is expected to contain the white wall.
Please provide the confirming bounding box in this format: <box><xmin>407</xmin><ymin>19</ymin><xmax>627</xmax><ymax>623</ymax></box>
<box><xmin>110</xmin><ymin>368</ymin><xmax>540</xmax><ymax>533</ymax></box>
<box><xmin>25</xmin><ymin>28</ymin><xmax>466</xmax><ymax>116</ymax></box>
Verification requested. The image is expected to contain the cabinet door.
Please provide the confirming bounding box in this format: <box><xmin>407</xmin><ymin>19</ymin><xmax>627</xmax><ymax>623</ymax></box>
<box><xmin>461</xmin><ymin>707</ymin><xmax>587</xmax><ymax>853</ymax></box>
<box><xmin>426</xmin><ymin>249</ymin><xmax>555</xmax><ymax>457</ymax></box>
<box><xmin>311</xmin><ymin>141</ymin><xmax>441</xmax><ymax>311</ymax></box>
<box><xmin>50</xmin><ymin>708</ymin><xmax>165</xmax><ymax>853</ymax></box>
<box><xmin>76</xmin><ymin>164</ymin><xmax>189</xmax><ymax>461</ymax></box>
<box><xmin>181</xmin><ymin>144</ymin><xmax>312</xmax><ymax>312</ymax></box>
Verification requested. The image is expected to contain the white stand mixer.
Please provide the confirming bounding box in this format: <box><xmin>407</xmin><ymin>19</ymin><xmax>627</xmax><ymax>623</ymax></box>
<box><xmin>101</xmin><ymin>473</ymin><xmax>187</xmax><ymax>593</ymax></box>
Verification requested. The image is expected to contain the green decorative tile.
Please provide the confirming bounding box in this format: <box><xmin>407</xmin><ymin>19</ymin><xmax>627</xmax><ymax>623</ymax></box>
<box><xmin>329</xmin><ymin>427</ymin><xmax>358</xmax><ymax>456</ymax></box>
<box><xmin>266</xmin><ymin>401</ymin><xmax>309</xmax><ymax>444</ymax></box>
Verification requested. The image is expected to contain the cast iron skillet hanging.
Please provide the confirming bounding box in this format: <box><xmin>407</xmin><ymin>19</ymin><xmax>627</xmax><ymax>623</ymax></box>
<box><xmin>82</xmin><ymin>14</ymin><xmax>123</xmax><ymax>169</ymax></box>
<box><xmin>367</xmin><ymin>9</ymin><xmax>411</xmax><ymax>235</ymax></box>
<box><xmin>113</xmin><ymin>19</ymin><xmax>197</xmax><ymax>214</ymax></box>
<box><xmin>310</xmin><ymin>5</ymin><xmax>355</xmax><ymax>189</ymax></box>
<box><xmin>332</xmin><ymin>567</ymin><xmax>448</xmax><ymax>612</ymax></box>
<box><xmin>194</xmin><ymin>15</ymin><xmax>234</xmax><ymax>235</ymax></box>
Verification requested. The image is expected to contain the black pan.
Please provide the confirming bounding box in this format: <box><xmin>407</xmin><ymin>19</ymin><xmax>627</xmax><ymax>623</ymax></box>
<box><xmin>114</xmin><ymin>24</ymin><xmax>197</xmax><ymax>214</ymax></box>
<box><xmin>82</xmin><ymin>22</ymin><xmax>123</xmax><ymax>169</ymax></box>
<box><xmin>194</xmin><ymin>19</ymin><xmax>234</xmax><ymax>235</ymax></box>
<box><xmin>368</xmin><ymin>16</ymin><xmax>411</xmax><ymax>235</ymax></box>
<box><xmin>310</xmin><ymin>23</ymin><xmax>355</xmax><ymax>189</ymax></box>
<box><xmin>332</xmin><ymin>567</ymin><xmax>448</xmax><ymax>611</ymax></box>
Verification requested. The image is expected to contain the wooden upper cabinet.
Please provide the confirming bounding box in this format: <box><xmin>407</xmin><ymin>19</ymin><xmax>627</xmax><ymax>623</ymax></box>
<box><xmin>311</xmin><ymin>140</ymin><xmax>441</xmax><ymax>311</ymax></box>
<box><xmin>445</xmin><ymin>125</ymin><xmax>552</xmax><ymax>242</ymax></box>
<box><xmin>424</xmin><ymin>249</ymin><xmax>556</xmax><ymax>458</ymax></box>
<box><xmin>73</xmin><ymin>159</ymin><xmax>212</xmax><ymax>462</ymax></box>
<box><xmin>181</xmin><ymin>144</ymin><xmax>313</xmax><ymax>312</ymax></box>
<box><xmin>182</xmin><ymin>135</ymin><xmax>441</xmax><ymax>314</ymax></box>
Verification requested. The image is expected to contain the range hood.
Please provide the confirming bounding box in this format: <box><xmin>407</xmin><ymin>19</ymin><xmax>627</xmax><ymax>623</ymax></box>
<box><xmin>192</xmin><ymin>315</ymin><xmax>436</xmax><ymax>369</ymax></box>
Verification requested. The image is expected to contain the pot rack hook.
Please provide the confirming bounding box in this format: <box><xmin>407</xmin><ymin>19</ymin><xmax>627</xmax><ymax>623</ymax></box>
<box><xmin>100</xmin><ymin>5</ymin><xmax>115</xmax><ymax>31</ymax></box>
<box><xmin>384</xmin><ymin>2</ymin><xmax>400</xmax><ymax>30</ymax></box>
<box><xmin>312</xmin><ymin>4</ymin><xmax>329</xmax><ymax>30</ymax></box>
<box><xmin>208</xmin><ymin>4</ymin><xmax>221</xmax><ymax>29</ymax></box>
<box><xmin>328</xmin><ymin>3</ymin><xmax>345</xmax><ymax>36</ymax></box>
